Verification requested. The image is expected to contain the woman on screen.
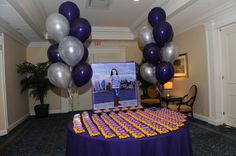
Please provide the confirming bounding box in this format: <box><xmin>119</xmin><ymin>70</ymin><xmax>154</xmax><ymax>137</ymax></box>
<box><xmin>109</xmin><ymin>68</ymin><xmax>121</xmax><ymax>107</ymax></box>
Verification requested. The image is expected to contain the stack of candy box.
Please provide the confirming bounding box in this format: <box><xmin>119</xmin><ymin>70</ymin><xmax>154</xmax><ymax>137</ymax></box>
<box><xmin>73</xmin><ymin>114</ymin><xmax>85</xmax><ymax>134</ymax></box>
<box><xmin>145</xmin><ymin>109</ymin><xmax>185</xmax><ymax>127</ymax></box>
<box><xmin>110</xmin><ymin>112</ymin><xmax>145</xmax><ymax>139</ymax></box>
<box><xmin>158</xmin><ymin>108</ymin><xmax>186</xmax><ymax>121</ymax></box>
<box><xmin>101</xmin><ymin>113</ymin><xmax>129</xmax><ymax>139</ymax></box>
<box><xmin>127</xmin><ymin>110</ymin><xmax>168</xmax><ymax>134</ymax></box>
<box><xmin>136</xmin><ymin>110</ymin><xmax>179</xmax><ymax>131</ymax></box>
<box><xmin>92</xmin><ymin>114</ymin><xmax>116</xmax><ymax>139</ymax></box>
<box><xmin>82</xmin><ymin>112</ymin><xmax>100</xmax><ymax>137</ymax></box>
<box><xmin>118</xmin><ymin>111</ymin><xmax>157</xmax><ymax>137</ymax></box>
<box><xmin>119</xmin><ymin>111</ymin><xmax>157</xmax><ymax>136</ymax></box>
<box><xmin>94</xmin><ymin>109</ymin><xmax>102</xmax><ymax>114</ymax></box>
<box><xmin>112</xmin><ymin>107</ymin><xmax>120</xmax><ymax>112</ymax></box>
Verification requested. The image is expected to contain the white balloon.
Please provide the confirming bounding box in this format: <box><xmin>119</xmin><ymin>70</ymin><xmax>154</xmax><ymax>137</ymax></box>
<box><xmin>59</xmin><ymin>36</ymin><xmax>84</xmax><ymax>67</ymax></box>
<box><xmin>140</xmin><ymin>63</ymin><xmax>157</xmax><ymax>84</ymax></box>
<box><xmin>138</xmin><ymin>25</ymin><xmax>155</xmax><ymax>48</ymax></box>
<box><xmin>48</xmin><ymin>63</ymin><xmax>71</xmax><ymax>89</ymax></box>
<box><xmin>161</xmin><ymin>42</ymin><xmax>179</xmax><ymax>63</ymax></box>
<box><xmin>46</xmin><ymin>13</ymin><xmax>70</xmax><ymax>43</ymax></box>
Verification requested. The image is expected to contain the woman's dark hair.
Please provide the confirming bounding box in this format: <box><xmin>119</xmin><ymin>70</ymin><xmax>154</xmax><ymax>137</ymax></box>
<box><xmin>110</xmin><ymin>68</ymin><xmax>118</xmax><ymax>76</ymax></box>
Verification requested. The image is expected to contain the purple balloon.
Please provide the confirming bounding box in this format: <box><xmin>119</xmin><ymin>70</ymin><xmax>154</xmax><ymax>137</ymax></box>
<box><xmin>148</xmin><ymin>7</ymin><xmax>166</xmax><ymax>27</ymax></box>
<box><xmin>153</xmin><ymin>22</ymin><xmax>173</xmax><ymax>47</ymax></box>
<box><xmin>80</xmin><ymin>45</ymin><xmax>88</xmax><ymax>63</ymax></box>
<box><xmin>155</xmin><ymin>61</ymin><xmax>174</xmax><ymax>84</ymax></box>
<box><xmin>59</xmin><ymin>1</ymin><xmax>80</xmax><ymax>24</ymax></box>
<box><xmin>47</xmin><ymin>44</ymin><xmax>63</xmax><ymax>63</ymax></box>
<box><xmin>72</xmin><ymin>63</ymin><xmax>93</xmax><ymax>87</ymax></box>
<box><xmin>143</xmin><ymin>43</ymin><xmax>162</xmax><ymax>66</ymax></box>
<box><xmin>70</xmin><ymin>18</ymin><xmax>91</xmax><ymax>42</ymax></box>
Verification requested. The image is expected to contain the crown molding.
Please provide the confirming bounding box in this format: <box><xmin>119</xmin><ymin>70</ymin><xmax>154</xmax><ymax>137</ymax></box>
<box><xmin>28</xmin><ymin>41</ymin><xmax>50</xmax><ymax>48</ymax></box>
<box><xmin>92</xmin><ymin>26</ymin><xmax>134</xmax><ymax>40</ymax></box>
<box><xmin>0</xmin><ymin>18</ymin><xmax>29</xmax><ymax>46</ymax></box>
<box><xmin>43</xmin><ymin>26</ymin><xmax>135</xmax><ymax>41</ymax></box>
<box><xmin>172</xmin><ymin>0</ymin><xmax>236</xmax><ymax>36</ymax></box>
<box><xmin>130</xmin><ymin>0</ymin><xmax>194</xmax><ymax>38</ymax></box>
<box><xmin>130</xmin><ymin>0</ymin><xmax>167</xmax><ymax>37</ymax></box>
<box><xmin>7</xmin><ymin>0</ymin><xmax>46</xmax><ymax>40</ymax></box>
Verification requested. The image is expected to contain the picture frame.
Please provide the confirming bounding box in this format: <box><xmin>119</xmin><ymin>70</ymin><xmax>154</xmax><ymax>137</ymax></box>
<box><xmin>173</xmin><ymin>53</ymin><xmax>188</xmax><ymax>78</ymax></box>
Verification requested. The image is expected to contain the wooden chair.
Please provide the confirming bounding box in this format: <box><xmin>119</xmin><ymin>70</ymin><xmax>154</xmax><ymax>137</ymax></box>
<box><xmin>141</xmin><ymin>85</ymin><xmax>161</xmax><ymax>107</ymax></box>
<box><xmin>168</xmin><ymin>85</ymin><xmax>197</xmax><ymax>118</ymax></box>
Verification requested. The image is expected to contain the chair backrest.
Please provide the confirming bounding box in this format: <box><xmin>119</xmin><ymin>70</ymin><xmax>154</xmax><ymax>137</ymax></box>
<box><xmin>183</xmin><ymin>85</ymin><xmax>197</xmax><ymax>107</ymax></box>
<box><xmin>147</xmin><ymin>85</ymin><xmax>159</xmax><ymax>98</ymax></box>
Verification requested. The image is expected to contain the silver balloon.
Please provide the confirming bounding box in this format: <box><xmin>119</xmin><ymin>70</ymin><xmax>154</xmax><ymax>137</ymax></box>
<box><xmin>161</xmin><ymin>42</ymin><xmax>179</xmax><ymax>63</ymax></box>
<box><xmin>138</xmin><ymin>25</ymin><xmax>155</xmax><ymax>48</ymax></box>
<box><xmin>46</xmin><ymin>13</ymin><xmax>70</xmax><ymax>43</ymax></box>
<box><xmin>140</xmin><ymin>63</ymin><xmax>157</xmax><ymax>84</ymax></box>
<box><xmin>48</xmin><ymin>63</ymin><xmax>71</xmax><ymax>89</ymax></box>
<box><xmin>59</xmin><ymin>36</ymin><xmax>84</xmax><ymax>67</ymax></box>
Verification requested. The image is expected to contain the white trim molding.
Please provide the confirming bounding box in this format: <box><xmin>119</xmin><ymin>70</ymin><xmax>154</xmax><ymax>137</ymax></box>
<box><xmin>193</xmin><ymin>113</ymin><xmax>224</xmax><ymax>126</ymax></box>
<box><xmin>92</xmin><ymin>26</ymin><xmax>134</xmax><ymax>40</ymax></box>
<box><xmin>29</xmin><ymin>109</ymin><xmax>62</xmax><ymax>116</ymax></box>
<box><xmin>0</xmin><ymin>130</ymin><xmax>7</xmax><ymax>136</ymax></box>
<box><xmin>131</xmin><ymin>0</ymin><xmax>195</xmax><ymax>37</ymax></box>
<box><xmin>7</xmin><ymin>0</ymin><xmax>46</xmax><ymax>40</ymax></box>
<box><xmin>204</xmin><ymin>2</ymin><xmax>236</xmax><ymax>126</ymax></box>
<box><xmin>193</xmin><ymin>113</ymin><xmax>209</xmax><ymax>123</ymax></box>
<box><xmin>28</xmin><ymin>41</ymin><xmax>50</xmax><ymax>48</ymax></box>
<box><xmin>0</xmin><ymin>33</ymin><xmax>9</xmax><ymax>134</ymax></box>
<box><xmin>0</xmin><ymin>18</ymin><xmax>29</xmax><ymax>46</ymax></box>
<box><xmin>173</xmin><ymin>0</ymin><xmax>236</xmax><ymax>36</ymax></box>
<box><xmin>8</xmin><ymin>114</ymin><xmax>29</xmax><ymax>132</ymax></box>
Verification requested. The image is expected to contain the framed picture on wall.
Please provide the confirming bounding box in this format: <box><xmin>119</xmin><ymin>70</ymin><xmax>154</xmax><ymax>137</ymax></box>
<box><xmin>173</xmin><ymin>53</ymin><xmax>188</xmax><ymax>78</ymax></box>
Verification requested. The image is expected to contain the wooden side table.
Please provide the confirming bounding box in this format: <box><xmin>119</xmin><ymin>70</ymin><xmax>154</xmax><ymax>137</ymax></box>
<box><xmin>162</xmin><ymin>96</ymin><xmax>182</xmax><ymax>108</ymax></box>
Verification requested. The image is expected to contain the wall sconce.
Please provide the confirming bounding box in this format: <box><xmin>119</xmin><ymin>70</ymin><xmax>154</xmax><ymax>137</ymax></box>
<box><xmin>164</xmin><ymin>81</ymin><xmax>173</xmax><ymax>97</ymax></box>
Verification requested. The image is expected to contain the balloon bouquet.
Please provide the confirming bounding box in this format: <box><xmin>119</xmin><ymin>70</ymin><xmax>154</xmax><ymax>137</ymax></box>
<box><xmin>46</xmin><ymin>1</ymin><xmax>93</xmax><ymax>112</ymax></box>
<box><xmin>139</xmin><ymin>7</ymin><xmax>179</xmax><ymax>103</ymax></box>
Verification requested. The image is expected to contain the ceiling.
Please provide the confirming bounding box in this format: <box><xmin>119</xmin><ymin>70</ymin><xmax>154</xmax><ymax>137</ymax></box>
<box><xmin>0</xmin><ymin>0</ymin><xmax>234</xmax><ymax>45</ymax></box>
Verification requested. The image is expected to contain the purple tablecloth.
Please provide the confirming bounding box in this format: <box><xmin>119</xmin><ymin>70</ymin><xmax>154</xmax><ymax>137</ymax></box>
<box><xmin>66</xmin><ymin>121</ymin><xmax>192</xmax><ymax>156</ymax></box>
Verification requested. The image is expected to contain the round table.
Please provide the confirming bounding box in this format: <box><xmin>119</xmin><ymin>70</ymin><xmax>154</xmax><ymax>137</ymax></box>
<box><xmin>66</xmin><ymin>121</ymin><xmax>192</xmax><ymax>156</ymax></box>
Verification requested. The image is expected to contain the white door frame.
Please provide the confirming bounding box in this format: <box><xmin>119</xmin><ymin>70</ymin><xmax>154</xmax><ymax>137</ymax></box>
<box><xmin>60</xmin><ymin>47</ymin><xmax>126</xmax><ymax>113</ymax></box>
<box><xmin>204</xmin><ymin>5</ymin><xmax>236</xmax><ymax>125</ymax></box>
<box><xmin>220</xmin><ymin>24</ymin><xmax>236</xmax><ymax>127</ymax></box>
<box><xmin>0</xmin><ymin>33</ymin><xmax>8</xmax><ymax>135</ymax></box>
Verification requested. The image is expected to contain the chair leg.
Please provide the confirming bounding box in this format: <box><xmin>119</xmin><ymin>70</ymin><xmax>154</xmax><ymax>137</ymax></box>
<box><xmin>191</xmin><ymin>111</ymin><xmax>194</xmax><ymax>119</ymax></box>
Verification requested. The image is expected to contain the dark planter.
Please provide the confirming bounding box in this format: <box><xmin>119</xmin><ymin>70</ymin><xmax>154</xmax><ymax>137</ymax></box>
<box><xmin>34</xmin><ymin>104</ymin><xmax>49</xmax><ymax>118</ymax></box>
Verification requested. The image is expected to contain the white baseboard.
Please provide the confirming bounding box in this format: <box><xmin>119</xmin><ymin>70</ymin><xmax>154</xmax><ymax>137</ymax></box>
<box><xmin>193</xmin><ymin>113</ymin><xmax>225</xmax><ymax>126</ymax></box>
<box><xmin>30</xmin><ymin>109</ymin><xmax>62</xmax><ymax>116</ymax></box>
<box><xmin>208</xmin><ymin>118</ymin><xmax>224</xmax><ymax>126</ymax></box>
<box><xmin>193</xmin><ymin>113</ymin><xmax>209</xmax><ymax>123</ymax></box>
<box><xmin>0</xmin><ymin>129</ymin><xmax>7</xmax><ymax>136</ymax></box>
<box><xmin>8</xmin><ymin>113</ymin><xmax>29</xmax><ymax>132</ymax></box>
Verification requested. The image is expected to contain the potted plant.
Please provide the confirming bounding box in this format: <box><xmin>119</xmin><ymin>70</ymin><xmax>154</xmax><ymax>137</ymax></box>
<box><xmin>17</xmin><ymin>61</ymin><xmax>51</xmax><ymax>117</ymax></box>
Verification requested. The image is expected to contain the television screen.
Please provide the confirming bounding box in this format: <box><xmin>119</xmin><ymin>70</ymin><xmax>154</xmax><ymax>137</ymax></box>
<box><xmin>91</xmin><ymin>62</ymin><xmax>138</xmax><ymax>110</ymax></box>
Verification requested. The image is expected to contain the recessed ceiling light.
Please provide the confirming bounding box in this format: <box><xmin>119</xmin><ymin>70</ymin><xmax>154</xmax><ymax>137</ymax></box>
<box><xmin>133</xmin><ymin>0</ymin><xmax>140</xmax><ymax>2</ymax></box>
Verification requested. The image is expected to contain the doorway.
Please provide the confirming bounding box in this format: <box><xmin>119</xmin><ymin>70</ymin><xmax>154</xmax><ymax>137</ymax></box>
<box><xmin>221</xmin><ymin>24</ymin><xmax>236</xmax><ymax>127</ymax></box>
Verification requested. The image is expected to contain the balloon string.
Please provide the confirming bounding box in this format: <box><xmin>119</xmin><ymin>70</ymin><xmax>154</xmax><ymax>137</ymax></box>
<box><xmin>67</xmin><ymin>88</ymin><xmax>74</xmax><ymax>115</ymax></box>
<box><xmin>156</xmin><ymin>83</ymin><xmax>163</xmax><ymax>107</ymax></box>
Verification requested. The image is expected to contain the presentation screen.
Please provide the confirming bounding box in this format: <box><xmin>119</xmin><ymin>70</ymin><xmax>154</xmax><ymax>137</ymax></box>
<box><xmin>91</xmin><ymin>62</ymin><xmax>138</xmax><ymax>110</ymax></box>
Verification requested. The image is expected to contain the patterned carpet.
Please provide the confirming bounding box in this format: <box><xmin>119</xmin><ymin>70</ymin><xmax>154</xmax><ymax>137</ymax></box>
<box><xmin>0</xmin><ymin>113</ymin><xmax>235</xmax><ymax>156</ymax></box>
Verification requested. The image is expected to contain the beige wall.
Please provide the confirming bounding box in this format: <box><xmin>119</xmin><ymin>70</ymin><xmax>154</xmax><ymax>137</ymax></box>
<box><xmin>27</xmin><ymin>40</ymin><xmax>142</xmax><ymax>112</ymax></box>
<box><xmin>172</xmin><ymin>25</ymin><xmax>209</xmax><ymax>116</ymax></box>
<box><xmin>4</xmin><ymin>34</ymin><xmax>29</xmax><ymax>126</ymax></box>
<box><xmin>125</xmin><ymin>46</ymin><xmax>142</xmax><ymax>63</ymax></box>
